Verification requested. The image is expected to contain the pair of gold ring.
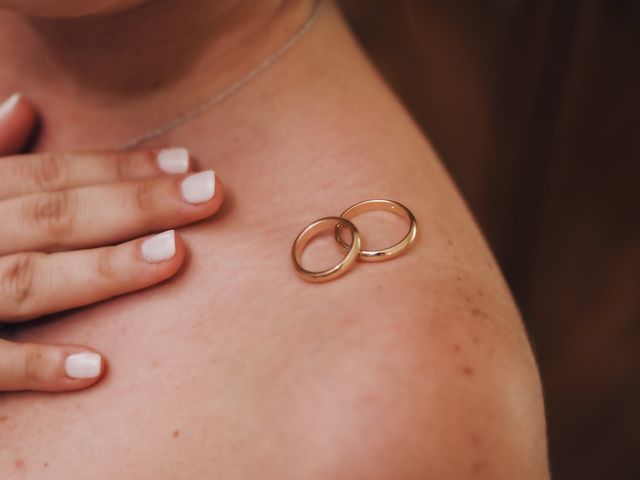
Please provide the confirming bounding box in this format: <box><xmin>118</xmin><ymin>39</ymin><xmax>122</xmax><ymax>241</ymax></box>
<box><xmin>291</xmin><ymin>199</ymin><xmax>418</xmax><ymax>282</ymax></box>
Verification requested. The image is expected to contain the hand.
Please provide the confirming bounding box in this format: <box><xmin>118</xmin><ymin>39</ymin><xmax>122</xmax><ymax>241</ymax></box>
<box><xmin>0</xmin><ymin>93</ymin><xmax>224</xmax><ymax>392</ymax></box>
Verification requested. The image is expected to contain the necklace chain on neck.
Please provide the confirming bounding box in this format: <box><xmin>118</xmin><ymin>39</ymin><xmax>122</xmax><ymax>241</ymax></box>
<box><xmin>120</xmin><ymin>0</ymin><xmax>323</xmax><ymax>150</ymax></box>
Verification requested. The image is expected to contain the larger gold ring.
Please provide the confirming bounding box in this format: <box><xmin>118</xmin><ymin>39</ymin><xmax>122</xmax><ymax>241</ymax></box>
<box><xmin>335</xmin><ymin>199</ymin><xmax>417</xmax><ymax>262</ymax></box>
<box><xmin>292</xmin><ymin>216</ymin><xmax>361</xmax><ymax>282</ymax></box>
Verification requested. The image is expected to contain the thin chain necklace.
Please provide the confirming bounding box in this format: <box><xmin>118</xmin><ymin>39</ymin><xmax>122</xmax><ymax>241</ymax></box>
<box><xmin>121</xmin><ymin>0</ymin><xmax>323</xmax><ymax>150</ymax></box>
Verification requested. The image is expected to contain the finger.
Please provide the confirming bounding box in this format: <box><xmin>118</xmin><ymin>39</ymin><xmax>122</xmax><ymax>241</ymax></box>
<box><xmin>0</xmin><ymin>93</ymin><xmax>38</xmax><ymax>156</ymax></box>
<box><xmin>0</xmin><ymin>230</ymin><xmax>185</xmax><ymax>322</ymax></box>
<box><xmin>0</xmin><ymin>147</ymin><xmax>192</xmax><ymax>201</ymax></box>
<box><xmin>0</xmin><ymin>339</ymin><xmax>104</xmax><ymax>392</ymax></box>
<box><xmin>0</xmin><ymin>170</ymin><xmax>223</xmax><ymax>256</ymax></box>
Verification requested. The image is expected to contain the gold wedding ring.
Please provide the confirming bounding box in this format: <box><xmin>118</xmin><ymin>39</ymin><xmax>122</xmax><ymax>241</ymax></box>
<box><xmin>291</xmin><ymin>217</ymin><xmax>361</xmax><ymax>283</ymax></box>
<box><xmin>292</xmin><ymin>199</ymin><xmax>417</xmax><ymax>282</ymax></box>
<box><xmin>336</xmin><ymin>199</ymin><xmax>417</xmax><ymax>261</ymax></box>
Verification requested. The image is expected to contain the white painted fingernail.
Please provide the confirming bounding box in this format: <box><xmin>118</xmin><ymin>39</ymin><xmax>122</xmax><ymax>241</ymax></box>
<box><xmin>65</xmin><ymin>352</ymin><xmax>102</xmax><ymax>379</ymax></box>
<box><xmin>0</xmin><ymin>93</ymin><xmax>21</xmax><ymax>118</ymax></box>
<box><xmin>141</xmin><ymin>230</ymin><xmax>176</xmax><ymax>263</ymax></box>
<box><xmin>157</xmin><ymin>148</ymin><xmax>189</xmax><ymax>174</ymax></box>
<box><xmin>181</xmin><ymin>170</ymin><xmax>215</xmax><ymax>204</ymax></box>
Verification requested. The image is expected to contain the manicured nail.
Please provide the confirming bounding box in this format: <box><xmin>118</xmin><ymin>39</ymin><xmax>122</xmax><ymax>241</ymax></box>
<box><xmin>181</xmin><ymin>170</ymin><xmax>215</xmax><ymax>204</ymax></box>
<box><xmin>65</xmin><ymin>352</ymin><xmax>102</xmax><ymax>379</ymax></box>
<box><xmin>141</xmin><ymin>230</ymin><xmax>176</xmax><ymax>263</ymax></box>
<box><xmin>157</xmin><ymin>148</ymin><xmax>189</xmax><ymax>174</ymax></box>
<box><xmin>0</xmin><ymin>93</ymin><xmax>21</xmax><ymax>118</ymax></box>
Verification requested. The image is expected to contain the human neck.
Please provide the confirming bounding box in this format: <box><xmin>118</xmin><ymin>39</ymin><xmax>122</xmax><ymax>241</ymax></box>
<box><xmin>0</xmin><ymin>0</ymin><xmax>312</xmax><ymax>150</ymax></box>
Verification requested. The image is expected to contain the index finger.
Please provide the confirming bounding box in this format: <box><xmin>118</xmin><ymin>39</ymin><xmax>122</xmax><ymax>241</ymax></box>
<box><xmin>0</xmin><ymin>148</ymin><xmax>192</xmax><ymax>201</ymax></box>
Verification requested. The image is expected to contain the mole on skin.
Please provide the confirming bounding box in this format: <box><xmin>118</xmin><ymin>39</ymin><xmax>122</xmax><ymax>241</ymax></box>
<box><xmin>172</xmin><ymin>430</ymin><xmax>180</xmax><ymax>438</ymax></box>
<box><xmin>471</xmin><ymin>308</ymin><xmax>488</xmax><ymax>318</ymax></box>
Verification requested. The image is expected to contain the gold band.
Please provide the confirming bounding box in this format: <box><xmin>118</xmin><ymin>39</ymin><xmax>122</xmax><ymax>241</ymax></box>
<box><xmin>335</xmin><ymin>199</ymin><xmax>417</xmax><ymax>262</ymax></box>
<box><xmin>291</xmin><ymin>216</ymin><xmax>361</xmax><ymax>282</ymax></box>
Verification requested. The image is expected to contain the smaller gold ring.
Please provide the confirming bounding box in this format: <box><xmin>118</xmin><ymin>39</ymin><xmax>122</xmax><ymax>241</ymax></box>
<box><xmin>292</xmin><ymin>216</ymin><xmax>361</xmax><ymax>282</ymax></box>
<box><xmin>336</xmin><ymin>199</ymin><xmax>417</xmax><ymax>262</ymax></box>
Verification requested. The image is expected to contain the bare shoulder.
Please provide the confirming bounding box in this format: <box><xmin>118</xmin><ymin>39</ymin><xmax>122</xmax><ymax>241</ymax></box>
<box><xmin>213</xmin><ymin>8</ymin><xmax>551</xmax><ymax>477</ymax></box>
<box><xmin>256</xmin><ymin>156</ymin><xmax>549</xmax><ymax>478</ymax></box>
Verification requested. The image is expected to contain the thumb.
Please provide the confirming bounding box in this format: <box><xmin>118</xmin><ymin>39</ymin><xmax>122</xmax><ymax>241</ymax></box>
<box><xmin>0</xmin><ymin>338</ymin><xmax>105</xmax><ymax>392</ymax></box>
<box><xmin>0</xmin><ymin>93</ymin><xmax>38</xmax><ymax>156</ymax></box>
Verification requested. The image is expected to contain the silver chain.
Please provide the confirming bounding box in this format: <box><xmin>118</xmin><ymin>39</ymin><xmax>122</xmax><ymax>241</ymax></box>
<box><xmin>121</xmin><ymin>0</ymin><xmax>323</xmax><ymax>150</ymax></box>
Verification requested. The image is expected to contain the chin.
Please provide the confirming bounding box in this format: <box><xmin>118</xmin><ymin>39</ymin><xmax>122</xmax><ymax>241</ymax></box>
<box><xmin>0</xmin><ymin>0</ymin><xmax>150</xmax><ymax>18</ymax></box>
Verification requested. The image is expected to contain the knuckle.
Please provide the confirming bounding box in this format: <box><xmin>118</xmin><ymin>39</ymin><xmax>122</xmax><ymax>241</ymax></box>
<box><xmin>28</xmin><ymin>190</ymin><xmax>76</xmax><ymax>239</ymax></box>
<box><xmin>134</xmin><ymin>182</ymin><xmax>156</xmax><ymax>216</ymax></box>
<box><xmin>22</xmin><ymin>345</ymin><xmax>43</xmax><ymax>386</ymax></box>
<box><xmin>32</xmin><ymin>154</ymin><xmax>69</xmax><ymax>191</ymax></box>
<box><xmin>97</xmin><ymin>248</ymin><xmax>117</xmax><ymax>283</ymax></box>
<box><xmin>0</xmin><ymin>253</ymin><xmax>41</xmax><ymax>313</ymax></box>
<box><xmin>114</xmin><ymin>153</ymin><xmax>135</xmax><ymax>181</ymax></box>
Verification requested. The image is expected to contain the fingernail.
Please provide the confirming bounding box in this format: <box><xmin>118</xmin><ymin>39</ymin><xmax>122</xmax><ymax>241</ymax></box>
<box><xmin>181</xmin><ymin>170</ymin><xmax>215</xmax><ymax>204</ymax></box>
<box><xmin>157</xmin><ymin>147</ymin><xmax>189</xmax><ymax>174</ymax></box>
<box><xmin>141</xmin><ymin>230</ymin><xmax>176</xmax><ymax>263</ymax></box>
<box><xmin>65</xmin><ymin>352</ymin><xmax>102</xmax><ymax>379</ymax></box>
<box><xmin>0</xmin><ymin>93</ymin><xmax>21</xmax><ymax>118</ymax></box>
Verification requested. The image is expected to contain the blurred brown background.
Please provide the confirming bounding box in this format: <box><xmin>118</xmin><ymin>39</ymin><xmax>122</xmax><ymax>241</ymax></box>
<box><xmin>339</xmin><ymin>0</ymin><xmax>640</xmax><ymax>478</ymax></box>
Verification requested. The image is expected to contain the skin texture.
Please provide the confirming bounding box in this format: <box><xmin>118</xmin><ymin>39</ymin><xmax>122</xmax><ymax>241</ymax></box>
<box><xmin>0</xmin><ymin>0</ymin><xmax>550</xmax><ymax>478</ymax></box>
